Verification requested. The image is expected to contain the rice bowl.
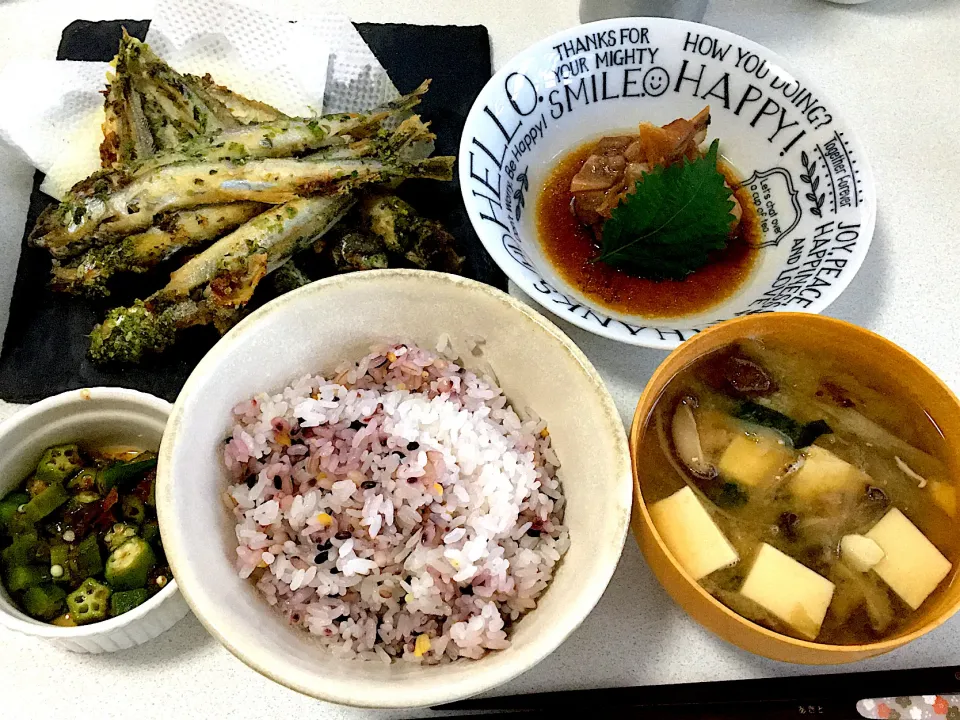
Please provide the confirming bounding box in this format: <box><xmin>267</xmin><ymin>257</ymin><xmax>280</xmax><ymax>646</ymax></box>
<box><xmin>224</xmin><ymin>341</ymin><xmax>568</xmax><ymax>663</ymax></box>
<box><xmin>157</xmin><ymin>269</ymin><xmax>631</xmax><ymax>707</ymax></box>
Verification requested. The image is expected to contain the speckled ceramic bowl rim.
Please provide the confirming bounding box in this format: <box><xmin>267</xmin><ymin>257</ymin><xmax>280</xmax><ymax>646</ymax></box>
<box><xmin>159</xmin><ymin>268</ymin><xmax>632</xmax><ymax>707</ymax></box>
<box><xmin>630</xmin><ymin>313</ymin><xmax>960</xmax><ymax>657</ymax></box>
<box><xmin>0</xmin><ymin>387</ymin><xmax>180</xmax><ymax>639</ymax></box>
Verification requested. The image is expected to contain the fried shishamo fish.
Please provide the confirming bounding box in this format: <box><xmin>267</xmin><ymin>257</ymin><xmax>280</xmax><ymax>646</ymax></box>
<box><xmin>27</xmin><ymin>33</ymin><xmax>462</xmax><ymax>364</ymax></box>
<box><xmin>99</xmin><ymin>37</ymin><xmax>155</xmax><ymax>167</ymax></box>
<box><xmin>49</xmin><ymin>202</ymin><xmax>267</xmax><ymax>296</ymax></box>
<box><xmin>184</xmin><ymin>73</ymin><xmax>287</xmax><ymax>124</ymax></box>
<box><xmin>125</xmin><ymin>34</ymin><xmax>241</xmax><ymax>150</ymax></box>
<box><xmin>89</xmin><ymin>194</ymin><xmax>356</xmax><ymax>363</ymax></box>
<box><xmin>32</xmin><ymin>85</ymin><xmax>433</xmax><ymax>259</ymax></box>
<box><xmin>101</xmin><ymin>32</ymin><xmax>249</xmax><ymax>167</ymax></box>
<box><xmin>56</xmin><ymin>117</ymin><xmax>437</xmax><ymax>295</ymax></box>
<box><xmin>122</xmin><ymin>82</ymin><xmax>428</xmax><ymax>179</ymax></box>
<box><xmin>33</xmin><ymin>151</ymin><xmax>452</xmax><ymax>258</ymax></box>
<box><xmin>88</xmin><ymin>115</ymin><xmax>448</xmax><ymax>362</ymax></box>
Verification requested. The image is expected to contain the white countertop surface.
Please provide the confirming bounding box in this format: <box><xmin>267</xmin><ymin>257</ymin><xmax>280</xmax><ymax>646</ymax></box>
<box><xmin>1</xmin><ymin>0</ymin><xmax>959</xmax><ymax>717</ymax></box>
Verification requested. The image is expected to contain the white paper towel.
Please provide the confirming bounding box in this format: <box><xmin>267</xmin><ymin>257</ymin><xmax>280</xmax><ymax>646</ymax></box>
<box><xmin>146</xmin><ymin>0</ymin><xmax>330</xmax><ymax>117</ymax></box>
<box><xmin>148</xmin><ymin>0</ymin><xmax>398</xmax><ymax>115</ymax></box>
<box><xmin>0</xmin><ymin>60</ymin><xmax>110</xmax><ymax>178</ymax></box>
<box><xmin>0</xmin><ymin>0</ymin><xmax>398</xmax><ymax>200</ymax></box>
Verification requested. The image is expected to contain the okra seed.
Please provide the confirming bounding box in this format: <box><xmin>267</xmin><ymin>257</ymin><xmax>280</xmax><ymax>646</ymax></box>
<box><xmin>62</xmin><ymin>530</ymin><xmax>76</xmax><ymax>542</ymax></box>
<box><xmin>16</xmin><ymin>504</ymin><xmax>26</xmax><ymax>513</ymax></box>
<box><xmin>157</xmin><ymin>576</ymin><xmax>168</xmax><ymax>587</ymax></box>
<box><xmin>50</xmin><ymin>564</ymin><xmax>64</xmax><ymax>578</ymax></box>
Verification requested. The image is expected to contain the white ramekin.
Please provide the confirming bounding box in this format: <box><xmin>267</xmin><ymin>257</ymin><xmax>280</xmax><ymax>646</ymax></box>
<box><xmin>0</xmin><ymin>387</ymin><xmax>189</xmax><ymax>653</ymax></box>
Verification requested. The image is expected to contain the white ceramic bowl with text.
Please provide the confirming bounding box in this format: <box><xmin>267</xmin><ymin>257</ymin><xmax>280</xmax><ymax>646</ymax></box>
<box><xmin>460</xmin><ymin>18</ymin><xmax>876</xmax><ymax>349</ymax></box>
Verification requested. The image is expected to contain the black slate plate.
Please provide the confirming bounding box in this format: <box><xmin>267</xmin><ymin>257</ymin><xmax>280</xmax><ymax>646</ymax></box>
<box><xmin>0</xmin><ymin>19</ymin><xmax>496</xmax><ymax>404</ymax></box>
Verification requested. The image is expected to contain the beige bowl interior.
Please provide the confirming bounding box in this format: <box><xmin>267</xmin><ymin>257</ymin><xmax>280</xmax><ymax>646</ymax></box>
<box><xmin>157</xmin><ymin>269</ymin><xmax>632</xmax><ymax>707</ymax></box>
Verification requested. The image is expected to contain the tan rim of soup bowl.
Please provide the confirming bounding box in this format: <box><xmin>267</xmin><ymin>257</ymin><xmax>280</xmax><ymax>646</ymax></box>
<box><xmin>630</xmin><ymin>313</ymin><xmax>960</xmax><ymax>664</ymax></box>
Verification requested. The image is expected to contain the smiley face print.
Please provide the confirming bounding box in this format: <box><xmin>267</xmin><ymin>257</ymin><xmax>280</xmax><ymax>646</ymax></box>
<box><xmin>642</xmin><ymin>67</ymin><xmax>670</xmax><ymax>97</ymax></box>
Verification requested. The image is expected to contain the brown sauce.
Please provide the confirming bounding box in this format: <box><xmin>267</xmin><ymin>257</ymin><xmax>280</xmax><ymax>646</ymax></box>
<box><xmin>535</xmin><ymin>142</ymin><xmax>762</xmax><ymax>319</ymax></box>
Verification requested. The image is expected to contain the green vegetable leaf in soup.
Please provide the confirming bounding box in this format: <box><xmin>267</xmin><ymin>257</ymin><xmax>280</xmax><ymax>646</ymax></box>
<box><xmin>734</xmin><ymin>401</ymin><xmax>833</xmax><ymax>449</ymax></box>
<box><xmin>595</xmin><ymin>139</ymin><xmax>736</xmax><ymax>280</ymax></box>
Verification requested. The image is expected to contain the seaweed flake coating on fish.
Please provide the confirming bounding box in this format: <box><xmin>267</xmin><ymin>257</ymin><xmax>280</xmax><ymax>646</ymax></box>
<box><xmin>223</xmin><ymin>342</ymin><xmax>568</xmax><ymax>664</ymax></box>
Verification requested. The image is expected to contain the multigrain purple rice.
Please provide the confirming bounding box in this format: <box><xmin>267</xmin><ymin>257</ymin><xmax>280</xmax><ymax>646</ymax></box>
<box><xmin>223</xmin><ymin>341</ymin><xmax>568</xmax><ymax>664</ymax></box>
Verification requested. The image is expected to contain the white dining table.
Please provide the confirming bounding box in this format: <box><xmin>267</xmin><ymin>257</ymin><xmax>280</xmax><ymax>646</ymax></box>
<box><xmin>1</xmin><ymin>0</ymin><xmax>959</xmax><ymax>717</ymax></box>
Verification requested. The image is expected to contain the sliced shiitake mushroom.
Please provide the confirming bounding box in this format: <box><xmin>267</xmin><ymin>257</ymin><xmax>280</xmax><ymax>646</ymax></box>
<box><xmin>671</xmin><ymin>396</ymin><xmax>717</xmax><ymax>479</ymax></box>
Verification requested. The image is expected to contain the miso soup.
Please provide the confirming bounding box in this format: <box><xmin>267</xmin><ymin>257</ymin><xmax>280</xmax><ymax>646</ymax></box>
<box><xmin>636</xmin><ymin>337</ymin><xmax>958</xmax><ymax>645</ymax></box>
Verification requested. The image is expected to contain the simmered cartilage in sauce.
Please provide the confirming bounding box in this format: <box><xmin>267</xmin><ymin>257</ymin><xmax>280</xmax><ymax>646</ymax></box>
<box><xmin>638</xmin><ymin>339</ymin><xmax>957</xmax><ymax>645</ymax></box>
<box><xmin>536</xmin><ymin>142</ymin><xmax>761</xmax><ymax>319</ymax></box>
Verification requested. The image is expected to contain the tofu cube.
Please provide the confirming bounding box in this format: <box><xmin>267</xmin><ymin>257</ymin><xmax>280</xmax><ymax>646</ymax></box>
<box><xmin>865</xmin><ymin>508</ymin><xmax>952</xmax><ymax>610</ymax></box>
<box><xmin>649</xmin><ymin>486</ymin><xmax>739</xmax><ymax>580</ymax></box>
<box><xmin>929</xmin><ymin>480</ymin><xmax>957</xmax><ymax>518</ymax></box>
<box><xmin>790</xmin><ymin>446</ymin><xmax>869</xmax><ymax>501</ymax></box>
<box><xmin>840</xmin><ymin>534</ymin><xmax>885</xmax><ymax>573</ymax></box>
<box><xmin>718</xmin><ymin>433</ymin><xmax>796</xmax><ymax>488</ymax></box>
<box><xmin>739</xmin><ymin>543</ymin><xmax>836</xmax><ymax>640</ymax></box>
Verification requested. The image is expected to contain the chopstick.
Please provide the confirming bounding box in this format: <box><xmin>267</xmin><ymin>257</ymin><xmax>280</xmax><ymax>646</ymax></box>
<box><xmin>431</xmin><ymin>666</ymin><xmax>960</xmax><ymax>718</ymax></box>
<box><xmin>426</xmin><ymin>708</ymin><xmax>859</xmax><ymax>719</ymax></box>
